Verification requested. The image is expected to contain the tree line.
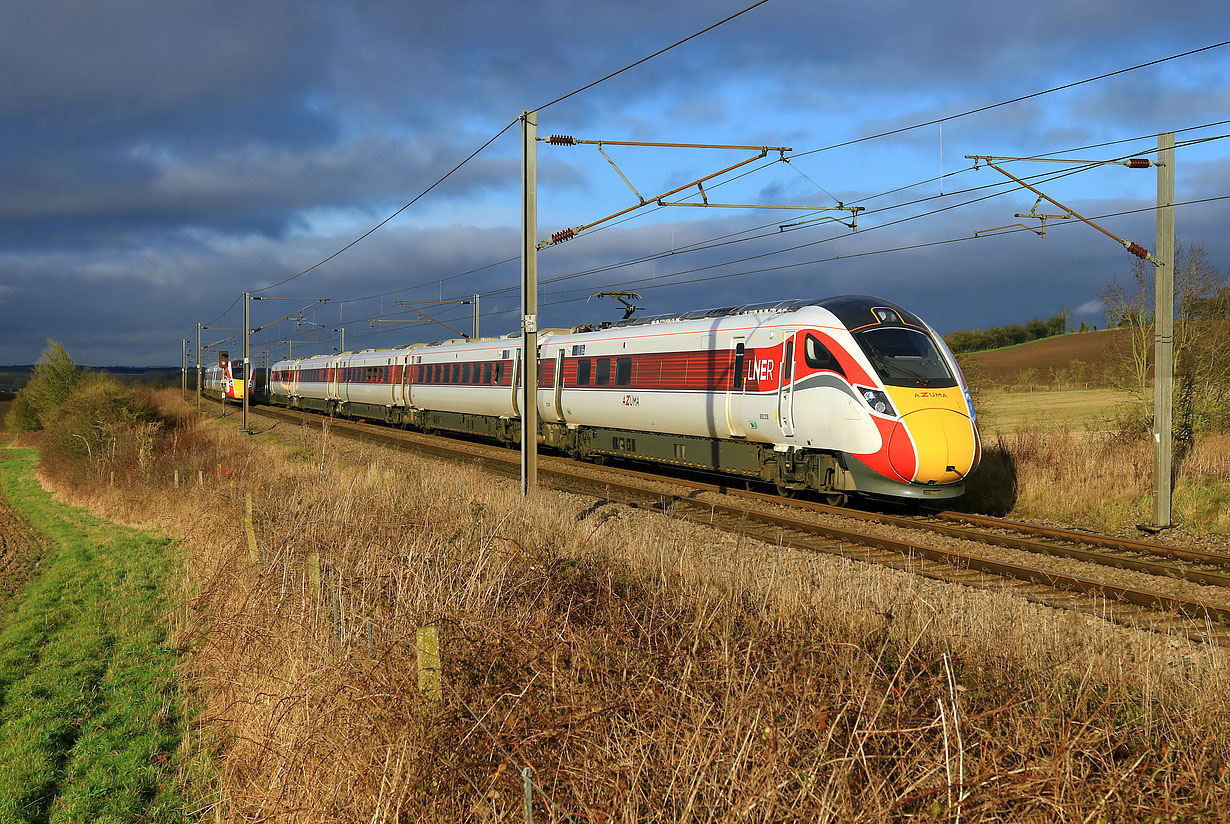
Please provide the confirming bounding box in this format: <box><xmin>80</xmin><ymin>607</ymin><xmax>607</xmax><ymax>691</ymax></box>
<box><xmin>943</xmin><ymin>310</ymin><xmax>1072</xmax><ymax>354</ymax></box>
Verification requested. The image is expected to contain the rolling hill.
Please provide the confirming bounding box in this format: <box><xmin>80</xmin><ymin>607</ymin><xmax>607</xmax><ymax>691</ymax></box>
<box><xmin>960</xmin><ymin>328</ymin><xmax>1129</xmax><ymax>387</ymax></box>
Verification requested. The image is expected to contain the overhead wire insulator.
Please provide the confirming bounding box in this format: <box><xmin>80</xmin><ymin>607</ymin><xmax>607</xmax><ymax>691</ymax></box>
<box><xmin>548</xmin><ymin>135</ymin><xmax>578</xmax><ymax>146</ymax></box>
<box><xmin>1125</xmin><ymin>158</ymin><xmax>1152</xmax><ymax>169</ymax></box>
<box><xmin>1125</xmin><ymin>241</ymin><xmax>1150</xmax><ymax>259</ymax></box>
<box><xmin>550</xmin><ymin>228</ymin><xmax>576</xmax><ymax>245</ymax></box>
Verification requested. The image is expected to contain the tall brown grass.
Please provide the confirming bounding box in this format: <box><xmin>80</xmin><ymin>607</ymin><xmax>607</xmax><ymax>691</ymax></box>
<box><xmin>963</xmin><ymin>427</ymin><xmax>1230</xmax><ymax>534</ymax></box>
<box><xmin>33</xmin><ymin>393</ymin><xmax>1230</xmax><ymax>821</ymax></box>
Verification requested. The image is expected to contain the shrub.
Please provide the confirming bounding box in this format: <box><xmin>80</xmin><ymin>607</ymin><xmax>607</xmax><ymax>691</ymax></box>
<box><xmin>39</xmin><ymin>375</ymin><xmax>165</xmax><ymax>485</ymax></box>
<box><xmin>25</xmin><ymin>341</ymin><xmax>84</xmax><ymax>424</ymax></box>
<box><xmin>3</xmin><ymin>391</ymin><xmax>40</xmax><ymax>434</ymax></box>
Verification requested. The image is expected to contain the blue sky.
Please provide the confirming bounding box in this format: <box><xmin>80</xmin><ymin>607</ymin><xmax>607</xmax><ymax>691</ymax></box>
<box><xmin>2</xmin><ymin>0</ymin><xmax>1227</xmax><ymax>366</ymax></box>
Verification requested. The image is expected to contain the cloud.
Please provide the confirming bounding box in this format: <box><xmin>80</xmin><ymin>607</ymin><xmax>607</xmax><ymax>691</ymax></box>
<box><xmin>1</xmin><ymin>0</ymin><xmax>1227</xmax><ymax>365</ymax></box>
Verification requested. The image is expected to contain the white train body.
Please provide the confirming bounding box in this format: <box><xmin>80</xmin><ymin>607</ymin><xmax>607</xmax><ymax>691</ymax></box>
<box><xmin>269</xmin><ymin>297</ymin><xmax>980</xmax><ymax>501</ymax></box>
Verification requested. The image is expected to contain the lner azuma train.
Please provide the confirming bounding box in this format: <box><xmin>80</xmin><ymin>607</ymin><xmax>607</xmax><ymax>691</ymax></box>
<box><xmin>202</xmin><ymin>354</ymin><xmax>265</xmax><ymax>404</ymax></box>
<box><xmin>268</xmin><ymin>296</ymin><xmax>980</xmax><ymax>503</ymax></box>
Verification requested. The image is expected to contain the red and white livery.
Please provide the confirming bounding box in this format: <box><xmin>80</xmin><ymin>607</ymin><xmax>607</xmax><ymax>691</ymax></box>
<box><xmin>269</xmin><ymin>296</ymin><xmax>980</xmax><ymax>502</ymax></box>
<box><xmin>202</xmin><ymin>355</ymin><xmax>253</xmax><ymax>404</ymax></box>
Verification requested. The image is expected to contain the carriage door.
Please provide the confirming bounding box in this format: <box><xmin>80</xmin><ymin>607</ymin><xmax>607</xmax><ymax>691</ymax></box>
<box><xmin>726</xmin><ymin>338</ymin><xmax>747</xmax><ymax>437</ymax></box>
<box><xmin>401</xmin><ymin>355</ymin><xmax>412</xmax><ymax>408</ymax></box>
<box><xmin>511</xmin><ymin>348</ymin><xmax>522</xmax><ymax>416</ymax></box>
<box><xmin>552</xmin><ymin>349</ymin><xmax>566</xmax><ymax>422</ymax></box>
<box><xmin>777</xmin><ymin>332</ymin><xmax>796</xmax><ymax>437</ymax></box>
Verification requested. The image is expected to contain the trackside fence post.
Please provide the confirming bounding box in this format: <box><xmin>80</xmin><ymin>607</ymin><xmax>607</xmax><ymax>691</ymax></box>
<box><xmin>417</xmin><ymin>626</ymin><xmax>441</xmax><ymax>705</ymax></box>
<box><xmin>523</xmin><ymin>766</ymin><xmax>533</xmax><ymax>824</ymax></box>
<box><xmin>244</xmin><ymin>492</ymin><xmax>260</xmax><ymax>565</ymax></box>
<box><xmin>307</xmin><ymin>552</ymin><xmax>321</xmax><ymax>602</ymax></box>
<box><xmin>332</xmin><ymin>586</ymin><xmax>343</xmax><ymax>649</ymax></box>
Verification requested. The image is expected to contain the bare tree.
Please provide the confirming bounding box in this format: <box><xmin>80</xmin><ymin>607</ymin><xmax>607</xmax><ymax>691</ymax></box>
<box><xmin>1099</xmin><ymin>242</ymin><xmax>1228</xmax><ymax>440</ymax></box>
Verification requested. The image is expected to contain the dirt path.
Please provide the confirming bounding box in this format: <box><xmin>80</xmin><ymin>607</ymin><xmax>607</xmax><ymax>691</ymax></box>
<box><xmin>0</xmin><ymin>454</ymin><xmax>43</xmax><ymax>608</ymax></box>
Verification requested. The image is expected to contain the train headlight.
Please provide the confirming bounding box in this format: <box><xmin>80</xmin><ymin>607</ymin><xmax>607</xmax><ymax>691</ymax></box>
<box><xmin>858</xmin><ymin>386</ymin><xmax>896</xmax><ymax>417</ymax></box>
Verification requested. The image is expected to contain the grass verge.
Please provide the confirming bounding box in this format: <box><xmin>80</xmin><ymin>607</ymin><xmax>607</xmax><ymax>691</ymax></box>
<box><xmin>0</xmin><ymin>447</ymin><xmax>192</xmax><ymax>822</ymax></box>
<box><xmin>42</xmin><ymin>393</ymin><xmax>1230</xmax><ymax>821</ymax></box>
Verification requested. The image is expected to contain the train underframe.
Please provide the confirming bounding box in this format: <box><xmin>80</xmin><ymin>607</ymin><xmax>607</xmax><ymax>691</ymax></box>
<box><xmin>271</xmin><ymin>393</ymin><xmax>964</xmax><ymax>503</ymax></box>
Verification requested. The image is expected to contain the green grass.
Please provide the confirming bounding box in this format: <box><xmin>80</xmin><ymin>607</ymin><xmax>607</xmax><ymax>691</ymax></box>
<box><xmin>0</xmin><ymin>448</ymin><xmax>189</xmax><ymax>823</ymax></box>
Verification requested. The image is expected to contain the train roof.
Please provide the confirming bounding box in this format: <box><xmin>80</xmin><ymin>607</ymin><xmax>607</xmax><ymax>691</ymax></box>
<box><xmin>606</xmin><ymin>295</ymin><xmax>924</xmax><ymax>331</ymax></box>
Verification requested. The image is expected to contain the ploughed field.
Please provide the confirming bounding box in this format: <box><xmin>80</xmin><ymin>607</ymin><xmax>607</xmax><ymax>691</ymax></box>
<box><xmin>963</xmin><ymin>328</ymin><xmax>1127</xmax><ymax>386</ymax></box>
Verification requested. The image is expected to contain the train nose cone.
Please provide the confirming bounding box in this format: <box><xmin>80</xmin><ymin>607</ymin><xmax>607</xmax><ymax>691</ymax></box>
<box><xmin>889</xmin><ymin>409</ymin><xmax>977</xmax><ymax>484</ymax></box>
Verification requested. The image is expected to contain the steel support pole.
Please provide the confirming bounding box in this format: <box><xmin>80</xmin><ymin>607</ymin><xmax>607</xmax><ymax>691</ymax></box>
<box><xmin>243</xmin><ymin>291</ymin><xmax>250</xmax><ymax>433</ymax></box>
<box><xmin>1153</xmin><ymin>133</ymin><xmax>1175</xmax><ymax>527</ymax></box>
<box><xmin>196</xmin><ymin>323</ymin><xmax>202</xmax><ymax>411</ymax></box>
<box><xmin>521</xmin><ymin>110</ymin><xmax>539</xmax><ymax>496</ymax></box>
<box><xmin>181</xmin><ymin>339</ymin><xmax>187</xmax><ymax>400</ymax></box>
<box><xmin>473</xmin><ymin>294</ymin><xmax>480</xmax><ymax>340</ymax></box>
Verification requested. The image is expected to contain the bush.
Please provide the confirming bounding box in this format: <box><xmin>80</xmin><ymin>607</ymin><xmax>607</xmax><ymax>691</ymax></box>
<box><xmin>4</xmin><ymin>392</ymin><xmax>40</xmax><ymax>434</ymax></box>
<box><xmin>26</xmin><ymin>341</ymin><xmax>84</xmax><ymax>423</ymax></box>
<box><xmin>39</xmin><ymin>375</ymin><xmax>165</xmax><ymax>485</ymax></box>
<box><xmin>5</xmin><ymin>340</ymin><xmax>85</xmax><ymax>433</ymax></box>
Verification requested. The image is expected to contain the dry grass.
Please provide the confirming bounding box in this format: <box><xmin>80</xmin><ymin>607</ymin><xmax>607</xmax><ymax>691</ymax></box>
<box><xmin>35</xmin><ymin>393</ymin><xmax>1230</xmax><ymax>821</ymax></box>
<box><xmin>962</xmin><ymin>427</ymin><xmax>1230</xmax><ymax>536</ymax></box>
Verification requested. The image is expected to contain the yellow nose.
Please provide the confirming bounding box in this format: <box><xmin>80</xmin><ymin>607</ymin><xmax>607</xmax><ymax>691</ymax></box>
<box><xmin>890</xmin><ymin>408</ymin><xmax>977</xmax><ymax>484</ymax></box>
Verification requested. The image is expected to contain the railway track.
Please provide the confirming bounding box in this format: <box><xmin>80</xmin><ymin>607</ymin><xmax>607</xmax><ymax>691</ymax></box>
<box><xmin>237</xmin><ymin>402</ymin><xmax>1230</xmax><ymax>646</ymax></box>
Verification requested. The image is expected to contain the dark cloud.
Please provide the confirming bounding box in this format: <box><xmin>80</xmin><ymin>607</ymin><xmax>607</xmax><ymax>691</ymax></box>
<box><xmin>1</xmin><ymin>0</ymin><xmax>1227</xmax><ymax>365</ymax></box>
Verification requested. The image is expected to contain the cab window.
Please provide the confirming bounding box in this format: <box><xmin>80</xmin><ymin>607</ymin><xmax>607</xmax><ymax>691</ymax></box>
<box><xmin>804</xmin><ymin>334</ymin><xmax>845</xmax><ymax>375</ymax></box>
<box><xmin>855</xmin><ymin>328</ymin><xmax>955</xmax><ymax>388</ymax></box>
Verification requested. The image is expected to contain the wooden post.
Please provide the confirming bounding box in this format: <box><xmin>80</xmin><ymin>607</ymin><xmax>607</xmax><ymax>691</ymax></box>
<box><xmin>198</xmin><ymin>470</ymin><xmax>205</xmax><ymax>490</ymax></box>
<box><xmin>417</xmin><ymin>626</ymin><xmax>442</xmax><ymax>705</ymax></box>
<box><xmin>523</xmin><ymin>766</ymin><xmax>534</xmax><ymax>824</ymax></box>
<box><xmin>244</xmin><ymin>492</ymin><xmax>260</xmax><ymax>565</ymax></box>
<box><xmin>307</xmin><ymin>552</ymin><xmax>321</xmax><ymax>601</ymax></box>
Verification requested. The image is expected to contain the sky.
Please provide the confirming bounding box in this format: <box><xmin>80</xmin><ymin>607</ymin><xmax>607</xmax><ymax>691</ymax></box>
<box><xmin>2</xmin><ymin>0</ymin><xmax>1228</xmax><ymax>367</ymax></box>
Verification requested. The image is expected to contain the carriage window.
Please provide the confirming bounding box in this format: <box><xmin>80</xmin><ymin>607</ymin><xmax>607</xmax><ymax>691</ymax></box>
<box><xmin>462</xmin><ymin>362</ymin><xmax>471</xmax><ymax>383</ymax></box>
<box><xmin>576</xmin><ymin>358</ymin><xmax>591</xmax><ymax>386</ymax></box>
<box><xmin>782</xmin><ymin>341</ymin><xmax>793</xmax><ymax>382</ymax></box>
<box><xmin>482</xmin><ymin>362</ymin><xmax>492</xmax><ymax>384</ymax></box>
<box><xmin>595</xmin><ymin>358</ymin><xmax>610</xmax><ymax>386</ymax></box>
<box><xmin>615</xmin><ymin>357</ymin><xmax>632</xmax><ymax>386</ymax></box>
<box><xmin>804</xmin><ymin>335</ymin><xmax>845</xmax><ymax>375</ymax></box>
<box><xmin>733</xmin><ymin>343</ymin><xmax>745</xmax><ymax>390</ymax></box>
<box><xmin>495</xmin><ymin>362</ymin><xmax>504</xmax><ymax>384</ymax></box>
